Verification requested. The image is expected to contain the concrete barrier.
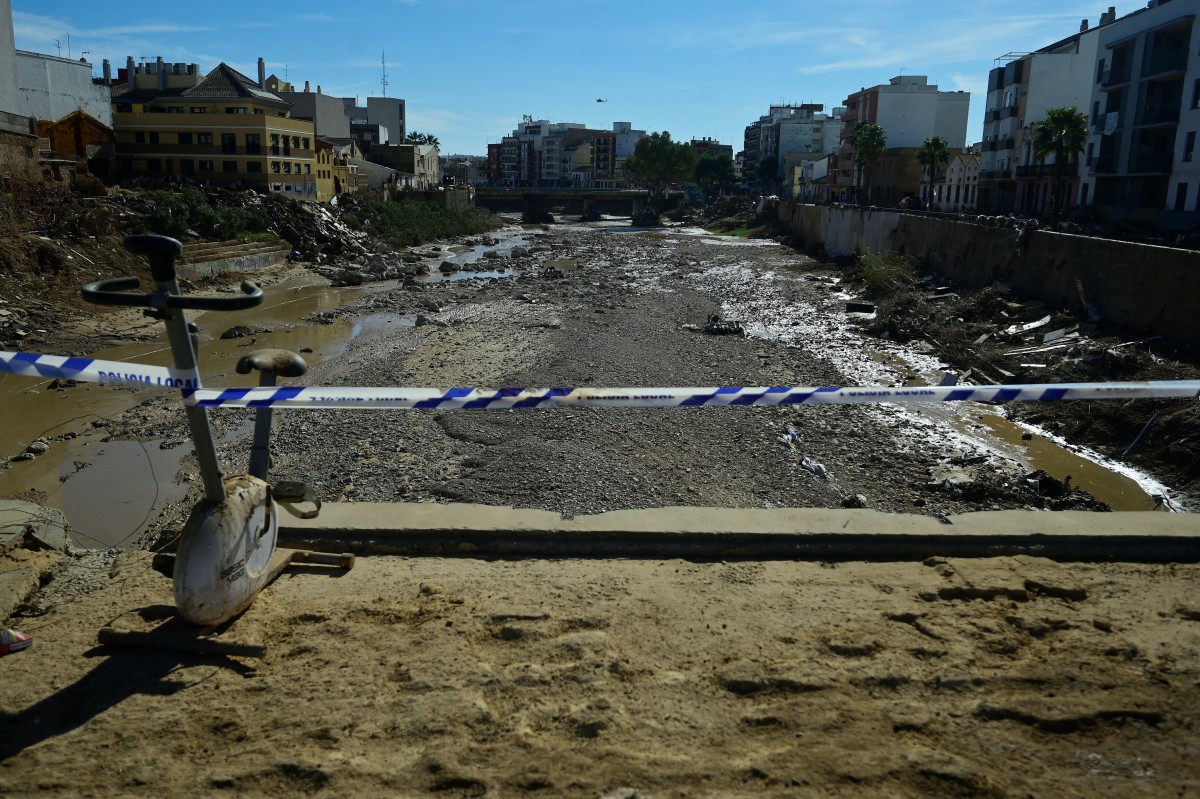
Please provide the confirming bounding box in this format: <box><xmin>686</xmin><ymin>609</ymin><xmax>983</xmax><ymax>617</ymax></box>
<box><xmin>780</xmin><ymin>202</ymin><xmax>1200</xmax><ymax>344</ymax></box>
<box><xmin>177</xmin><ymin>247</ymin><xmax>290</xmax><ymax>281</ymax></box>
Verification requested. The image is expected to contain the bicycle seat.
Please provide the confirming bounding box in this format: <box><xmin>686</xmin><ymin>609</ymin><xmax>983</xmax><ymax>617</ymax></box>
<box><xmin>236</xmin><ymin>349</ymin><xmax>308</xmax><ymax>378</ymax></box>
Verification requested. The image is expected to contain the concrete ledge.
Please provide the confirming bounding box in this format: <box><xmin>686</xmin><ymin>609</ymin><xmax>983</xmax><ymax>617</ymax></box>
<box><xmin>278</xmin><ymin>504</ymin><xmax>1200</xmax><ymax>562</ymax></box>
<box><xmin>176</xmin><ymin>249</ymin><xmax>290</xmax><ymax>281</ymax></box>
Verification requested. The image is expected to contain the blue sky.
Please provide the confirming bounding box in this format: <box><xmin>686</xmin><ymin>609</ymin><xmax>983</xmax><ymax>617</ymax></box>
<box><xmin>13</xmin><ymin>1</ymin><xmax>1123</xmax><ymax>156</ymax></box>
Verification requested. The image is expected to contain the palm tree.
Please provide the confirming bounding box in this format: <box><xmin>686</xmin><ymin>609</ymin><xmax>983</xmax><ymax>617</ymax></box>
<box><xmin>850</xmin><ymin>122</ymin><xmax>887</xmax><ymax>205</ymax></box>
<box><xmin>405</xmin><ymin>131</ymin><xmax>440</xmax><ymax>146</ymax></box>
<box><xmin>1031</xmin><ymin>106</ymin><xmax>1088</xmax><ymax>221</ymax></box>
<box><xmin>915</xmin><ymin>135</ymin><xmax>951</xmax><ymax>210</ymax></box>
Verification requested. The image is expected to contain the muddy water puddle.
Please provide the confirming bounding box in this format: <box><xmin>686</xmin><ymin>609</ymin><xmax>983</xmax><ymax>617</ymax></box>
<box><xmin>971</xmin><ymin>412</ymin><xmax>1163</xmax><ymax>512</ymax></box>
<box><xmin>0</xmin><ymin>277</ymin><xmax>362</xmax><ymax>546</ymax></box>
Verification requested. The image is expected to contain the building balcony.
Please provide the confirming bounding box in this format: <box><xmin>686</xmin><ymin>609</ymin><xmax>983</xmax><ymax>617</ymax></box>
<box><xmin>1130</xmin><ymin>154</ymin><xmax>1173</xmax><ymax>174</ymax></box>
<box><xmin>1100</xmin><ymin>67</ymin><xmax>1131</xmax><ymax>87</ymax></box>
<box><xmin>978</xmin><ymin>169</ymin><xmax>1012</xmax><ymax>181</ymax></box>
<box><xmin>1137</xmin><ymin>107</ymin><xmax>1181</xmax><ymax>127</ymax></box>
<box><xmin>1015</xmin><ymin>164</ymin><xmax>1059</xmax><ymax>178</ymax></box>
<box><xmin>983</xmin><ymin>138</ymin><xmax>1015</xmax><ymax>153</ymax></box>
<box><xmin>1143</xmin><ymin>50</ymin><xmax>1188</xmax><ymax>79</ymax></box>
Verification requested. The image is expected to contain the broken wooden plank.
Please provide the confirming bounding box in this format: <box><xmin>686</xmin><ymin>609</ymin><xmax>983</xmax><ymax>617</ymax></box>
<box><xmin>1042</xmin><ymin>327</ymin><xmax>1079</xmax><ymax>344</ymax></box>
<box><xmin>1002</xmin><ymin>315</ymin><xmax>1052</xmax><ymax>336</ymax></box>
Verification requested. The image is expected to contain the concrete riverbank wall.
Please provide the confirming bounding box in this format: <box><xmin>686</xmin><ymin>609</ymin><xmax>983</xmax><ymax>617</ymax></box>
<box><xmin>778</xmin><ymin>202</ymin><xmax>1200</xmax><ymax>345</ymax></box>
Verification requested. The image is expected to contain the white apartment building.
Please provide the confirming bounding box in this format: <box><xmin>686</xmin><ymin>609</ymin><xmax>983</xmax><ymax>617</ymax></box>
<box><xmin>843</xmin><ymin>76</ymin><xmax>970</xmax><ymax>148</ymax></box>
<box><xmin>978</xmin><ymin>20</ymin><xmax>1101</xmax><ymax>213</ymax></box>
<box><xmin>836</xmin><ymin>76</ymin><xmax>970</xmax><ymax>203</ymax></box>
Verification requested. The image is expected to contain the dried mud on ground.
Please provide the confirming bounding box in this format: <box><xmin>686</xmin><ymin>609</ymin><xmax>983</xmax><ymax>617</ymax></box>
<box><xmin>3</xmin><ymin>218</ymin><xmax>1199</xmax><ymax>797</ymax></box>
<box><xmin>2</xmin><ymin>552</ymin><xmax>1199</xmax><ymax>798</ymax></box>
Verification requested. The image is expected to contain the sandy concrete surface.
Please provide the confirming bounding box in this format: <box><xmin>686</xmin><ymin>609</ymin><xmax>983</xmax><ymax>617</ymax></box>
<box><xmin>2</xmin><ymin>548</ymin><xmax>1199</xmax><ymax>798</ymax></box>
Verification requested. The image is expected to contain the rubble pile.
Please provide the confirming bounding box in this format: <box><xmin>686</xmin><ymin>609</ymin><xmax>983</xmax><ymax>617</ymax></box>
<box><xmin>845</xmin><ymin>258</ymin><xmax>1200</xmax><ymax>491</ymax></box>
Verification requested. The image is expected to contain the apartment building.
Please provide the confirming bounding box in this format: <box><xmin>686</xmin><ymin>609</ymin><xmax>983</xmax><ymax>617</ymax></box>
<box><xmin>341</xmin><ymin>97</ymin><xmax>406</xmax><ymax>146</ymax></box>
<box><xmin>487</xmin><ymin>118</ymin><xmax>644</xmax><ymax>187</ymax></box>
<box><xmin>743</xmin><ymin>104</ymin><xmax>842</xmax><ymax>185</ymax></box>
<box><xmin>836</xmin><ymin>76</ymin><xmax>970</xmax><ymax>204</ymax></box>
<box><xmin>977</xmin><ymin>20</ymin><xmax>1101</xmax><ymax>213</ymax></box>
<box><xmin>276</xmin><ymin>81</ymin><xmax>352</xmax><ymax>140</ymax></box>
<box><xmin>1082</xmin><ymin>0</ymin><xmax>1200</xmax><ymax>223</ymax></box>
<box><xmin>112</xmin><ymin>59</ymin><xmax>318</xmax><ymax>199</ymax></box>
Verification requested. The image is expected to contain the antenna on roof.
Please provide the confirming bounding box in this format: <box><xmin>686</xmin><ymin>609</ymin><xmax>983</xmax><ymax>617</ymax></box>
<box><xmin>381</xmin><ymin>50</ymin><xmax>388</xmax><ymax>96</ymax></box>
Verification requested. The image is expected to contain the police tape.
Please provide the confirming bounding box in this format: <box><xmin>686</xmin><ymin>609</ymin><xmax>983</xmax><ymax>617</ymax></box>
<box><xmin>5</xmin><ymin>350</ymin><xmax>1199</xmax><ymax>409</ymax></box>
<box><xmin>0</xmin><ymin>350</ymin><xmax>199</xmax><ymax>389</ymax></box>
<box><xmin>185</xmin><ymin>382</ymin><xmax>1200</xmax><ymax>409</ymax></box>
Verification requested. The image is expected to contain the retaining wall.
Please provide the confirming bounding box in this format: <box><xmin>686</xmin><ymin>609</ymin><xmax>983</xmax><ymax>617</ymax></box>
<box><xmin>177</xmin><ymin>248</ymin><xmax>289</xmax><ymax>281</ymax></box>
<box><xmin>779</xmin><ymin>202</ymin><xmax>1200</xmax><ymax>344</ymax></box>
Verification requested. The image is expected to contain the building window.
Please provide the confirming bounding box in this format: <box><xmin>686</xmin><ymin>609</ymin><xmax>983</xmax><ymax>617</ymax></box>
<box><xmin>116</xmin><ymin>104</ymin><xmax>132</xmax><ymax>113</ymax></box>
<box><xmin>1175</xmin><ymin>182</ymin><xmax>1188</xmax><ymax>212</ymax></box>
<box><xmin>305</xmin><ymin>164</ymin><xmax>311</xmax><ymax>174</ymax></box>
<box><xmin>302</xmin><ymin>138</ymin><xmax>310</xmax><ymax>149</ymax></box>
<box><xmin>168</xmin><ymin>107</ymin><xmax>184</xmax><ymax>114</ymax></box>
<box><xmin>272</xmin><ymin>162</ymin><xmax>281</xmax><ymax>173</ymax></box>
<box><xmin>178</xmin><ymin>132</ymin><xmax>193</xmax><ymax>145</ymax></box>
<box><xmin>1186</xmin><ymin>132</ymin><xmax>1196</xmax><ymax>162</ymax></box>
<box><xmin>222</xmin><ymin>134</ymin><xmax>237</xmax><ymax>154</ymax></box>
<box><xmin>149</xmin><ymin>132</ymin><xmax>159</xmax><ymax>144</ymax></box>
<box><xmin>222</xmin><ymin>161</ymin><xmax>237</xmax><ymax>172</ymax></box>
<box><xmin>246</xmin><ymin>134</ymin><xmax>261</xmax><ymax>155</ymax></box>
<box><xmin>247</xmin><ymin>162</ymin><xmax>262</xmax><ymax>173</ymax></box>
<box><xmin>292</xmin><ymin>136</ymin><xmax>300</xmax><ymax>148</ymax></box>
<box><xmin>198</xmin><ymin>133</ymin><xmax>213</xmax><ymax>145</ymax></box>
<box><xmin>283</xmin><ymin>163</ymin><xmax>292</xmax><ymax>174</ymax></box>
<box><xmin>226</xmin><ymin>107</ymin><xmax>247</xmax><ymax>115</ymax></box>
<box><xmin>146</xmin><ymin>158</ymin><xmax>161</xmax><ymax>171</ymax></box>
<box><xmin>134</xmin><ymin>131</ymin><xmax>145</xmax><ymax>144</ymax></box>
<box><xmin>199</xmin><ymin>160</ymin><xmax>214</xmax><ymax>172</ymax></box>
<box><xmin>1193</xmin><ymin>79</ymin><xmax>1200</xmax><ymax>109</ymax></box>
<box><xmin>190</xmin><ymin>107</ymin><xmax>207</xmax><ymax>114</ymax></box>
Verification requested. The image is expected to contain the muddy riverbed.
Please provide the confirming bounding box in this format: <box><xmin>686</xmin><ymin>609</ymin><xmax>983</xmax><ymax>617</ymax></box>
<box><xmin>4</xmin><ymin>216</ymin><xmax>1200</xmax><ymax>799</ymax></box>
<box><xmin>0</xmin><ymin>217</ymin><xmax>1186</xmax><ymax>548</ymax></box>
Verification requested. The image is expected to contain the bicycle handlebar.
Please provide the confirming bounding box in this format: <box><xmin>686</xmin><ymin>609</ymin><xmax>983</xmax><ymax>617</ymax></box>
<box><xmin>81</xmin><ymin>233</ymin><xmax>264</xmax><ymax>310</ymax></box>
<box><xmin>81</xmin><ymin>277</ymin><xmax>263</xmax><ymax>310</ymax></box>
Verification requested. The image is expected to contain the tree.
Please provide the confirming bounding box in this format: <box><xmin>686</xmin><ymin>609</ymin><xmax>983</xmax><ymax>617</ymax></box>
<box><xmin>406</xmin><ymin>131</ymin><xmax>440</xmax><ymax>146</ymax></box>
<box><xmin>755</xmin><ymin>157</ymin><xmax>777</xmax><ymax>192</ymax></box>
<box><xmin>693</xmin><ymin>151</ymin><xmax>736</xmax><ymax>199</ymax></box>
<box><xmin>622</xmin><ymin>131</ymin><xmax>698</xmax><ymax>207</ymax></box>
<box><xmin>915</xmin><ymin>135</ymin><xmax>951</xmax><ymax>210</ymax></box>
<box><xmin>851</xmin><ymin>122</ymin><xmax>887</xmax><ymax>205</ymax></box>
<box><xmin>1032</xmin><ymin>106</ymin><xmax>1088</xmax><ymax>221</ymax></box>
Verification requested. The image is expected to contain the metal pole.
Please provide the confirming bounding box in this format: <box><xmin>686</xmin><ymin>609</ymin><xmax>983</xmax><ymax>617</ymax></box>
<box><xmin>135</xmin><ymin>237</ymin><xmax>226</xmax><ymax>504</ymax></box>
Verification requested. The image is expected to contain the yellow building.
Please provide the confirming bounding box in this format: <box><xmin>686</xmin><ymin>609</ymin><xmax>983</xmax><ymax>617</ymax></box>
<box><xmin>112</xmin><ymin>63</ymin><xmax>317</xmax><ymax>199</ymax></box>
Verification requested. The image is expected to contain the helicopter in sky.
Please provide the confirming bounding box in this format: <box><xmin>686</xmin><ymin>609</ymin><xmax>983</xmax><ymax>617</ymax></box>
<box><xmin>596</xmin><ymin>98</ymin><xmax>607</xmax><ymax>102</ymax></box>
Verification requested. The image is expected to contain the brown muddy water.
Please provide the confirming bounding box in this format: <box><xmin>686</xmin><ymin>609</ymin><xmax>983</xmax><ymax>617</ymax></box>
<box><xmin>0</xmin><ymin>277</ymin><xmax>362</xmax><ymax>547</ymax></box>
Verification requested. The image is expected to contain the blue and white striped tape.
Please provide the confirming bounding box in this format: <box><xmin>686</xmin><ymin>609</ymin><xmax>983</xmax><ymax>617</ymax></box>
<box><xmin>0</xmin><ymin>350</ymin><xmax>198</xmax><ymax>389</ymax></box>
<box><xmin>5</xmin><ymin>350</ymin><xmax>1198</xmax><ymax>410</ymax></box>
<box><xmin>184</xmin><ymin>382</ymin><xmax>1200</xmax><ymax>409</ymax></box>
